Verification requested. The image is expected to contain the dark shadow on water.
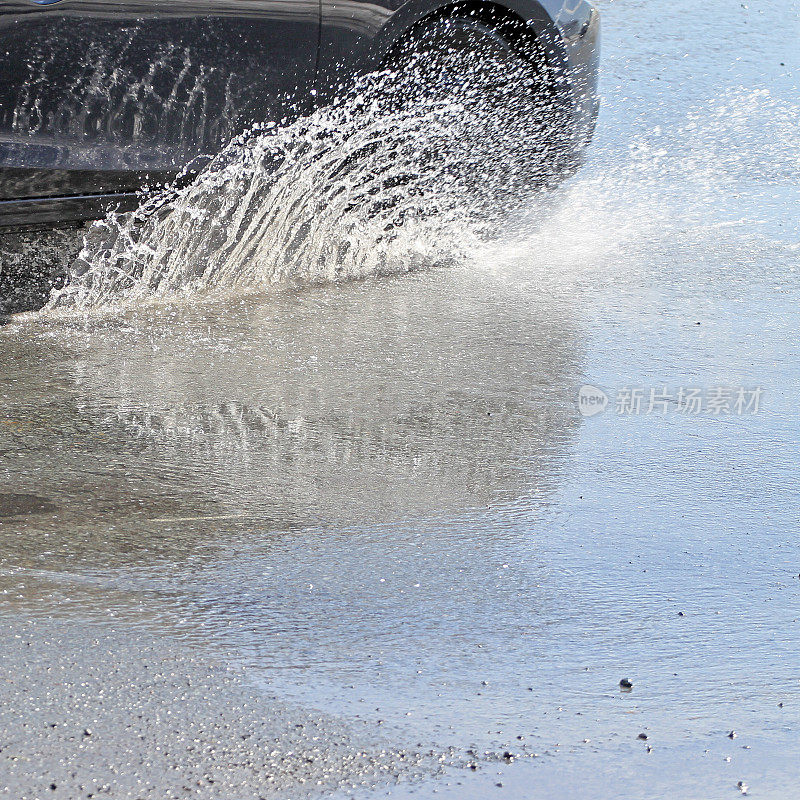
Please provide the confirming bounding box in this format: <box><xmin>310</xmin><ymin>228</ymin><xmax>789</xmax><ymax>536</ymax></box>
<box><xmin>0</xmin><ymin>492</ymin><xmax>58</xmax><ymax>518</ymax></box>
<box><xmin>0</xmin><ymin>227</ymin><xmax>83</xmax><ymax>315</ymax></box>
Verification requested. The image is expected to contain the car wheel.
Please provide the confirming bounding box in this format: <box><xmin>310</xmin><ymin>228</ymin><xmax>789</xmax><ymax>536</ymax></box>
<box><xmin>380</xmin><ymin>14</ymin><xmax>574</xmax><ymax>196</ymax></box>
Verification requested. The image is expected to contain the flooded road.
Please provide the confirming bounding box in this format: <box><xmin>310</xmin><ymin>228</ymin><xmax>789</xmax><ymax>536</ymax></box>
<box><xmin>2</xmin><ymin>0</ymin><xmax>800</xmax><ymax>798</ymax></box>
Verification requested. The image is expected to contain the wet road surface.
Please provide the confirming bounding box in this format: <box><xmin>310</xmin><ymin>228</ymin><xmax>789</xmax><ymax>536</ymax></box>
<box><xmin>1</xmin><ymin>0</ymin><xmax>799</xmax><ymax>798</ymax></box>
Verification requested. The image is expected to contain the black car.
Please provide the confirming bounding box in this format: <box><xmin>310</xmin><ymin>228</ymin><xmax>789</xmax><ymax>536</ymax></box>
<box><xmin>0</xmin><ymin>0</ymin><xmax>599</xmax><ymax>232</ymax></box>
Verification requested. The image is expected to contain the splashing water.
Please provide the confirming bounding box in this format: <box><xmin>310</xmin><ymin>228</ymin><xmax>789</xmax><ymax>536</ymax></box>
<box><xmin>47</xmin><ymin>22</ymin><xmax>574</xmax><ymax>312</ymax></box>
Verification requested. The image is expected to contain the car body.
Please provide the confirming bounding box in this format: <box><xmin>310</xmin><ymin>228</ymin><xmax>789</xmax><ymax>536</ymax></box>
<box><xmin>0</xmin><ymin>0</ymin><xmax>599</xmax><ymax>230</ymax></box>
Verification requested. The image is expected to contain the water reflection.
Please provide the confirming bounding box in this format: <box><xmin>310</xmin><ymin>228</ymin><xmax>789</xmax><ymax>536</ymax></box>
<box><xmin>0</xmin><ymin>268</ymin><xmax>582</xmax><ymax>592</ymax></box>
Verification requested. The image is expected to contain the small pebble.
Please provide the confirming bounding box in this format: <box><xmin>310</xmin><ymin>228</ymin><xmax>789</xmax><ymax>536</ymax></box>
<box><xmin>637</xmin><ymin>733</ymin><xmax>648</xmax><ymax>741</ymax></box>
<box><xmin>619</xmin><ymin>678</ymin><xmax>633</xmax><ymax>691</ymax></box>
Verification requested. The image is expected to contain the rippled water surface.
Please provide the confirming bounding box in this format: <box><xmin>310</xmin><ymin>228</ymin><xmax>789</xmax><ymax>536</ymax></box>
<box><xmin>2</xmin><ymin>0</ymin><xmax>799</xmax><ymax>798</ymax></box>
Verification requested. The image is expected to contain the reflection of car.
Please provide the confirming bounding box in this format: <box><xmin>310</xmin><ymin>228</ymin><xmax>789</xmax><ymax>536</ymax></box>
<box><xmin>0</xmin><ymin>0</ymin><xmax>599</xmax><ymax>230</ymax></box>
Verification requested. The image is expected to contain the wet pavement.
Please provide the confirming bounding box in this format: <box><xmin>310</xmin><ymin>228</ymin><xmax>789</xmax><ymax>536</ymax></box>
<box><xmin>1</xmin><ymin>0</ymin><xmax>799</xmax><ymax>798</ymax></box>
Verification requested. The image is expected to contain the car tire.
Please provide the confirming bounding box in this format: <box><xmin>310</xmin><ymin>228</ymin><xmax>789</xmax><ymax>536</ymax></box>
<box><xmin>379</xmin><ymin>13</ymin><xmax>575</xmax><ymax>196</ymax></box>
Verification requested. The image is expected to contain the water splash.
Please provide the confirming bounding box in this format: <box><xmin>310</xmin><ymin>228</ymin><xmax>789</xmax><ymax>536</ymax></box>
<box><xmin>46</xmin><ymin>23</ymin><xmax>574</xmax><ymax>312</ymax></box>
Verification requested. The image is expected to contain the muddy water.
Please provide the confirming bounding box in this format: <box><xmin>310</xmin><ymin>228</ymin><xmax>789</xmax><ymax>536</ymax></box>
<box><xmin>2</xmin><ymin>0</ymin><xmax>800</xmax><ymax>798</ymax></box>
